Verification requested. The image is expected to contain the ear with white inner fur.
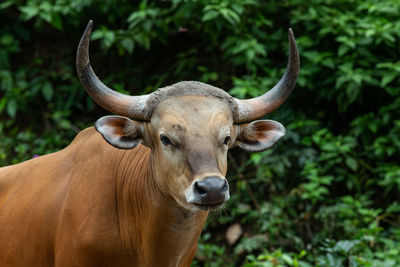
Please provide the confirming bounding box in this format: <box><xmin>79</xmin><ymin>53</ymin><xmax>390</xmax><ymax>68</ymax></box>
<box><xmin>234</xmin><ymin>120</ymin><xmax>286</xmax><ymax>152</ymax></box>
<box><xmin>95</xmin><ymin>115</ymin><xmax>144</xmax><ymax>149</ymax></box>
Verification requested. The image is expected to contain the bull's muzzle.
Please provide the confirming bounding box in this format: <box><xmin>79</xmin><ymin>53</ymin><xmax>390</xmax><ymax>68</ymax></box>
<box><xmin>186</xmin><ymin>176</ymin><xmax>230</xmax><ymax>210</ymax></box>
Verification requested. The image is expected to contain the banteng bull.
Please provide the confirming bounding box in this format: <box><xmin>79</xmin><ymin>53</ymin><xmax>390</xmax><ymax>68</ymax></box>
<box><xmin>0</xmin><ymin>21</ymin><xmax>299</xmax><ymax>266</ymax></box>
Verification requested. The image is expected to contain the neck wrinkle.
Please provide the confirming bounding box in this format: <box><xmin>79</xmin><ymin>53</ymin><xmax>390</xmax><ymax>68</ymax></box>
<box><xmin>113</xmin><ymin>145</ymin><xmax>209</xmax><ymax>267</ymax></box>
<box><xmin>113</xmin><ymin>145</ymin><xmax>157</xmax><ymax>265</ymax></box>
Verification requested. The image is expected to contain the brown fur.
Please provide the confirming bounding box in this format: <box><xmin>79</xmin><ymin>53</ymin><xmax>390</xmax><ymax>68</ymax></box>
<box><xmin>0</xmin><ymin>128</ymin><xmax>207</xmax><ymax>267</ymax></box>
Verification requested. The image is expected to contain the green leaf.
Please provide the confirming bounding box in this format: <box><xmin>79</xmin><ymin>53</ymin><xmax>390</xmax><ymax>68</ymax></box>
<box><xmin>91</xmin><ymin>30</ymin><xmax>103</xmax><ymax>40</ymax></box>
<box><xmin>120</xmin><ymin>38</ymin><xmax>134</xmax><ymax>54</ymax></box>
<box><xmin>345</xmin><ymin>157</ymin><xmax>358</xmax><ymax>171</ymax></box>
<box><xmin>0</xmin><ymin>1</ymin><xmax>14</xmax><ymax>9</ymax></box>
<box><xmin>322</xmin><ymin>58</ymin><xmax>335</xmax><ymax>69</ymax></box>
<box><xmin>282</xmin><ymin>254</ymin><xmax>293</xmax><ymax>265</ymax></box>
<box><xmin>59</xmin><ymin>119</ymin><xmax>71</xmax><ymax>129</ymax></box>
<box><xmin>387</xmin><ymin>202</ymin><xmax>400</xmax><ymax>213</ymax></box>
<box><xmin>352</xmin><ymin>74</ymin><xmax>362</xmax><ymax>85</ymax></box>
<box><xmin>202</xmin><ymin>10</ymin><xmax>219</xmax><ymax>22</ymax></box>
<box><xmin>1</xmin><ymin>34</ymin><xmax>14</xmax><ymax>46</ymax></box>
<box><xmin>382</xmin><ymin>32</ymin><xmax>396</xmax><ymax>43</ymax></box>
<box><xmin>0</xmin><ymin>98</ymin><xmax>7</xmax><ymax>114</ymax></box>
<box><xmin>381</xmin><ymin>72</ymin><xmax>397</xmax><ymax>87</ymax></box>
<box><xmin>39</xmin><ymin>12</ymin><xmax>52</xmax><ymax>24</ymax></box>
<box><xmin>220</xmin><ymin>8</ymin><xmax>241</xmax><ymax>25</ymax></box>
<box><xmin>42</xmin><ymin>81</ymin><xmax>53</xmax><ymax>101</ymax></box>
<box><xmin>50</xmin><ymin>14</ymin><xmax>63</xmax><ymax>30</ymax></box>
<box><xmin>19</xmin><ymin>5</ymin><xmax>39</xmax><ymax>20</ymax></box>
<box><xmin>39</xmin><ymin>1</ymin><xmax>52</xmax><ymax>12</ymax></box>
<box><xmin>6</xmin><ymin>99</ymin><xmax>17</xmax><ymax>118</ymax></box>
<box><xmin>0</xmin><ymin>70</ymin><xmax>12</xmax><ymax>90</ymax></box>
<box><xmin>231</xmin><ymin>3</ymin><xmax>244</xmax><ymax>15</ymax></box>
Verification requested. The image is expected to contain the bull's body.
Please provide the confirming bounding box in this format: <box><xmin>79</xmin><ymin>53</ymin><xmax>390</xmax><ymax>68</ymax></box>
<box><xmin>0</xmin><ymin>20</ymin><xmax>300</xmax><ymax>266</ymax></box>
<box><xmin>0</xmin><ymin>128</ymin><xmax>206</xmax><ymax>267</ymax></box>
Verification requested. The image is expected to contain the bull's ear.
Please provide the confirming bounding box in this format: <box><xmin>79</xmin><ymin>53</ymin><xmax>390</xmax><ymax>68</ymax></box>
<box><xmin>235</xmin><ymin>120</ymin><xmax>286</xmax><ymax>152</ymax></box>
<box><xmin>95</xmin><ymin>115</ymin><xmax>144</xmax><ymax>149</ymax></box>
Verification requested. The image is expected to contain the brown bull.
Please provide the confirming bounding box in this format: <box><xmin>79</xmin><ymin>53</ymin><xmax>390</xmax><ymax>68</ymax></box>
<box><xmin>0</xmin><ymin>21</ymin><xmax>299</xmax><ymax>266</ymax></box>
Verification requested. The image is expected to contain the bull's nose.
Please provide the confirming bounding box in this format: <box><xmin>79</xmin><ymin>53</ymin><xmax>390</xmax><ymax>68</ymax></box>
<box><xmin>194</xmin><ymin>177</ymin><xmax>228</xmax><ymax>204</ymax></box>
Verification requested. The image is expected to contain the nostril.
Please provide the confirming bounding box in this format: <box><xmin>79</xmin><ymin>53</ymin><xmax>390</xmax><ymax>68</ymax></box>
<box><xmin>192</xmin><ymin>177</ymin><xmax>229</xmax><ymax>205</ymax></box>
<box><xmin>194</xmin><ymin>181</ymin><xmax>207</xmax><ymax>195</ymax></box>
<box><xmin>221</xmin><ymin>179</ymin><xmax>228</xmax><ymax>192</ymax></box>
<box><xmin>194</xmin><ymin>177</ymin><xmax>228</xmax><ymax>200</ymax></box>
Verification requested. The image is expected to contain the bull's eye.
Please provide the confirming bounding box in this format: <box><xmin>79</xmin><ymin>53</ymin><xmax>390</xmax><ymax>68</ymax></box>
<box><xmin>223</xmin><ymin>136</ymin><xmax>230</xmax><ymax>145</ymax></box>
<box><xmin>160</xmin><ymin>134</ymin><xmax>172</xmax><ymax>146</ymax></box>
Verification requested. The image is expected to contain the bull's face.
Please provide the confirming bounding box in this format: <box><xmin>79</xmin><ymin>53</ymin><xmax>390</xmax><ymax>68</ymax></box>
<box><xmin>148</xmin><ymin>96</ymin><xmax>233</xmax><ymax>210</ymax></box>
<box><xmin>76</xmin><ymin>21</ymin><xmax>299</xmax><ymax>211</ymax></box>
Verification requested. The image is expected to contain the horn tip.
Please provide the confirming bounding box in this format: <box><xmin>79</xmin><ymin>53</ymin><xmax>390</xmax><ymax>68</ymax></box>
<box><xmin>288</xmin><ymin>28</ymin><xmax>294</xmax><ymax>38</ymax></box>
<box><xmin>86</xmin><ymin>20</ymin><xmax>93</xmax><ymax>32</ymax></box>
<box><xmin>287</xmin><ymin>28</ymin><xmax>297</xmax><ymax>48</ymax></box>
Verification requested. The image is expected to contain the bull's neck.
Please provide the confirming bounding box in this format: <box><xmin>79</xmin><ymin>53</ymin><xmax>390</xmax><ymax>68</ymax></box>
<box><xmin>113</xmin><ymin>145</ymin><xmax>208</xmax><ymax>266</ymax></box>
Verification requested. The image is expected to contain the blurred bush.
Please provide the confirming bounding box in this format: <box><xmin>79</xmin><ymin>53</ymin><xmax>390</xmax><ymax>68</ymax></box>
<box><xmin>1</xmin><ymin>0</ymin><xmax>399</xmax><ymax>266</ymax></box>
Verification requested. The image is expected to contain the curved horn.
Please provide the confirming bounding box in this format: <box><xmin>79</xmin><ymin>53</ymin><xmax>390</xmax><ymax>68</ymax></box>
<box><xmin>234</xmin><ymin>29</ymin><xmax>300</xmax><ymax>123</ymax></box>
<box><xmin>76</xmin><ymin>20</ymin><xmax>150</xmax><ymax>120</ymax></box>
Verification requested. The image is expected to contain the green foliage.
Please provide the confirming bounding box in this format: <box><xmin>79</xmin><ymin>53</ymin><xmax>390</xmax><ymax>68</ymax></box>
<box><xmin>1</xmin><ymin>0</ymin><xmax>399</xmax><ymax>266</ymax></box>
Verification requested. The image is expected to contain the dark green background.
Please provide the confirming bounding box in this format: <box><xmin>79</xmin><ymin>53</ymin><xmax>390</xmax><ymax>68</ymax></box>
<box><xmin>1</xmin><ymin>0</ymin><xmax>399</xmax><ymax>266</ymax></box>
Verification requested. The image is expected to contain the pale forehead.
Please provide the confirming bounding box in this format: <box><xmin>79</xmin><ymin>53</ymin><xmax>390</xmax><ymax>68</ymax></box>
<box><xmin>152</xmin><ymin>95</ymin><xmax>233</xmax><ymax>123</ymax></box>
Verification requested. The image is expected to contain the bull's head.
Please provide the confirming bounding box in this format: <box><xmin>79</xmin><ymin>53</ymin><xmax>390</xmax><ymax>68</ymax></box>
<box><xmin>76</xmin><ymin>21</ymin><xmax>299</xmax><ymax>211</ymax></box>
